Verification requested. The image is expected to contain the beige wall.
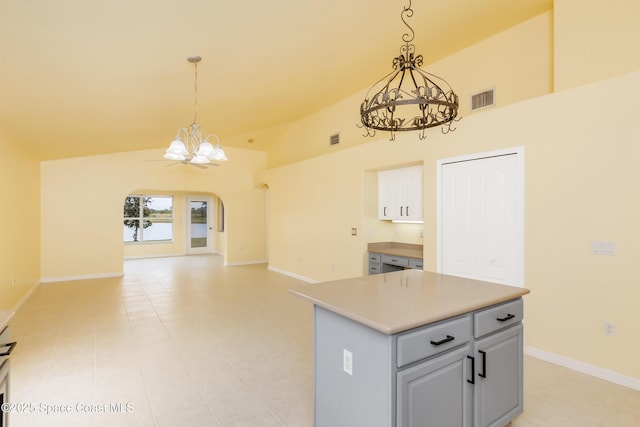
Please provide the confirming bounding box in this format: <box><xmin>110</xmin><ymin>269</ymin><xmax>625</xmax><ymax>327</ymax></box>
<box><xmin>40</xmin><ymin>147</ymin><xmax>267</xmax><ymax>281</ymax></box>
<box><xmin>554</xmin><ymin>0</ymin><xmax>640</xmax><ymax>91</ymax></box>
<box><xmin>3</xmin><ymin>0</ymin><xmax>640</xmax><ymax>382</ymax></box>
<box><xmin>0</xmin><ymin>134</ymin><xmax>40</xmax><ymax>309</ymax></box>
<box><xmin>259</xmin><ymin>10</ymin><xmax>553</xmax><ymax>169</ymax></box>
<box><xmin>258</xmin><ymin>0</ymin><xmax>640</xmax><ymax>385</ymax></box>
<box><xmin>264</xmin><ymin>70</ymin><xmax>640</xmax><ymax>383</ymax></box>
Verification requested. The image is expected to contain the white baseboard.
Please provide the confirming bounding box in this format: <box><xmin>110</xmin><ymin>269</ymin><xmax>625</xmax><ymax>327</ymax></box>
<box><xmin>267</xmin><ymin>266</ymin><xmax>319</xmax><ymax>284</ymax></box>
<box><xmin>525</xmin><ymin>346</ymin><xmax>640</xmax><ymax>391</ymax></box>
<box><xmin>124</xmin><ymin>253</ymin><xmax>186</xmax><ymax>260</ymax></box>
<box><xmin>225</xmin><ymin>260</ymin><xmax>268</xmax><ymax>267</ymax></box>
<box><xmin>12</xmin><ymin>282</ymin><xmax>41</xmax><ymax>313</ymax></box>
<box><xmin>40</xmin><ymin>272</ymin><xmax>124</xmax><ymax>284</ymax></box>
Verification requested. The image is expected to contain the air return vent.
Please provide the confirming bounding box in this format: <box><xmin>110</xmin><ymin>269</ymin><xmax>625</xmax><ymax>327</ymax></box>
<box><xmin>329</xmin><ymin>133</ymin><xmax>340</xmax><ymax>146</ymax></box>
<box><xmin>471</xmin><ymin>89</ymin><xmax>495</xmax><ymax>111</ymax></box>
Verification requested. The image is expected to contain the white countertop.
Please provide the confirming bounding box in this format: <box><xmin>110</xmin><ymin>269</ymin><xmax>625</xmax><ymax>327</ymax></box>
<box><xmin>289</xmin><ymin>270</ymin><xmax>529</xmax><ymax>334</ymax></box>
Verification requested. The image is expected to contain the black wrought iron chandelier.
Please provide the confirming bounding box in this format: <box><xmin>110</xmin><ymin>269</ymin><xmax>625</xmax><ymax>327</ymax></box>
<box><xmin>359</xmin><ymin>0</ymin><xmax>459</xmax><ymax>140</ymax></box>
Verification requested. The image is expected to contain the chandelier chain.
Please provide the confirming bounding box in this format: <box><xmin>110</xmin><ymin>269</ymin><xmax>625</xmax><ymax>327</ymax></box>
<box><xmin>193</xmin><ymin>60</ymin><xmax>199</xmax><ymax>123</ymax></box>
<box><xmin>401</xmin><ymin>0</ymin><xmax>415</xmax><ymax>44</ymax></box>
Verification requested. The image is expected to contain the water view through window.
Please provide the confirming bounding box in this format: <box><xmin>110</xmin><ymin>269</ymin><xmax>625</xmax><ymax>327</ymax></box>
<box><xmin>190</xmin><ymin>201</ymin><xmax>208</xmax><ymax>248</ymax></box>
<box><xmin>123</xmin><ymin>196</ymin><xmax>174</xmax><ymax>243</ymax></box>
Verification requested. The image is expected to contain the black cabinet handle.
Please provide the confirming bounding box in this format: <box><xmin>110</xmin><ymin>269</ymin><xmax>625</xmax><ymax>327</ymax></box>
<box><xmin>467</xmin><ymin>355</ymin><xmax>475</xmax><ymax>384</ymax></box>
<box><xmin>497</xmin><ymin>313</ymin><xmax>515</xmax><ymax>322</ymax></box>
<box><xmin>0</xmin><ymin>341</ymin><xmax>17</xmax><ymax>357</ymax></box>
<box><xmin>430</xmin><ymin>335</ymin><xmax>455</xmax><ymax>346</ymax></box>
<box><xmin>406</xmin><ymin>206</ymin><xmax>410</xmax><ymax>216</ymax></box>
<box><xmin>479</xmin><ymin>350</ymin><xmax>487</xmax><ymax>378</ymax></box>
<box><xmin>384</xmin><ymin>207</ymin><xmax>387</xmax><ymax>216</ymax></box>
<box><xmin>400</xmin><ymin>206</ymin><xmax>404</xmax><ymax>216</ymax></box>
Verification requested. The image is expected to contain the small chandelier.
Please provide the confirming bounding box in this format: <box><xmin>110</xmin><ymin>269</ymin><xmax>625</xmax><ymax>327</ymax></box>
<box><xmin>164</xmin><ymin>56</ymin><xmax>228</xmax><ymax>164</ymax></box>
<box><xmin>359</xmin><ymin>0</ymin><xmax>459</xmax><ymax>140</ymax></box>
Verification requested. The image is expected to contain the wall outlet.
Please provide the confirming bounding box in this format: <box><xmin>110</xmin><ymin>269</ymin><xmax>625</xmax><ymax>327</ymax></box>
<box><xmin>604</xmin><ymin>322</ymin><xmax>615</xmax><ymax>336</ymax></box>
<box><xmin>343</xmin><ymin>349</ymin><xmax>353</xmax><ymax>376</ymax></box>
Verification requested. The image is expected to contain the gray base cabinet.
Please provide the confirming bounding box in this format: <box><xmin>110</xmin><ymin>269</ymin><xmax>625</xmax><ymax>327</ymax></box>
<box><xmin>473</xmin><ymin>324</ymin><xmax>523</xmax><ymax>427</ymax></box>
<box><xmin>369</xmin><ymin>252</ymin><xmax>423</xmax><ymax>275</ymax></box>
<box><xmin>313</xmin><ymin>298</ymin><xmax>524</xmax><ymax>427</ymax></box>
<box><xmin>397</xmin><ymin>345</ymin><xmax>473</xmax><ymax>427</ymax></box>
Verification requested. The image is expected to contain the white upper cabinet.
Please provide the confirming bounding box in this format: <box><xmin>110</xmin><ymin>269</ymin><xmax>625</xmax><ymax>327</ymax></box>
<box><xmin>378</xmin><ymin>165</ymin><xmax>423</xmax><ymax>221</ymax></box>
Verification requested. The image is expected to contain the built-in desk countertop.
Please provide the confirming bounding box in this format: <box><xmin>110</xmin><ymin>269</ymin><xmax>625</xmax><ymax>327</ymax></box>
<box><xmin>289</xmin><ymin>269</ymin><xmax>529</xmax><ymax>334</ymax></box>
<box><xmin>367</xmin><ymin>242</ymin><xmax>423</xmax><ymax>260</ymax></box>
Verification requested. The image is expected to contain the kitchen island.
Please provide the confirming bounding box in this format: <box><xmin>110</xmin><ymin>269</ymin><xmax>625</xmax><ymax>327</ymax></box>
<box><xmin>289</xmin><ymin>269</ymin><xmax>530</xmax><ymax>427</ymax></box>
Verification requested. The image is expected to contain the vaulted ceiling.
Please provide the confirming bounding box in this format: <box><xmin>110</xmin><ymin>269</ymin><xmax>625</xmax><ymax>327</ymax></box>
<box><xmin>0</xmin><ymin>0</ymin><xmax>552</xmax><ymax>160</ymax></box>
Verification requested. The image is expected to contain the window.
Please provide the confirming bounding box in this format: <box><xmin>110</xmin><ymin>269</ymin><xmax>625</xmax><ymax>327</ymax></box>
<box><xmin>123</xmin><ymin>195</ymin><xmax>174</xmax><ymax>243</ymax></box>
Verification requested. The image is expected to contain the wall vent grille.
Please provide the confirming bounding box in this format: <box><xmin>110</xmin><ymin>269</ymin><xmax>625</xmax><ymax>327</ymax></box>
<box><xmin>471</xmin><ymin>89</ymin><xmax>495</xmax><ymax>111</ymax></box>
<box><xmin>329</xmin><ymin>133</ymin><xmax>340</xmax><ymax>146</ymax></box>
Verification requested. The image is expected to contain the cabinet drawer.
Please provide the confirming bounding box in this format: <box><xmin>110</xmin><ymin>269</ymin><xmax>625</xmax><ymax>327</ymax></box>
<box><xmin>474</xmin><ymin>298</ymin><xmax>523</xmax><ymax>338</ymax></box>
<box><xmin>382</xmin><ymin>254</ymin><xmax>410</xmax><ymax>267</ymax></box>
<box><xmin>368</xmin><ymin>263</ymin><xmax>381</xmax><ymax>275</ymax></box>
<box><xmin>368</xmin><ymin>253</ymin><xmax>381</xmax><ymax>263</ymax></box>
<box><xmin>408</xmin><ymin>258</ymin><xmax>423</xmax><ymax>270</ymax></box>
<box><xmin>397</xmin><ymin>315</ymin><xmax>472</xmax><ymax>367</ymax></box>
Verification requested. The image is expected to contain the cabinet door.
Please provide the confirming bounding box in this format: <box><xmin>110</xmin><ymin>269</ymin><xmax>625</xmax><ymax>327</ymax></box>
<box><xmin>403</xmin><ymin>166</ymin><xmax>423</xmax><ymax>221</ymax></box>
<box><xmin>378</xmin><ymin>166</ymin><xmax>424</xmax><ymax>221</ymax></box>
<box><xmin>473</xmin><ymin>324</ymin><xmax>523</xmax><ymax>427</ymax></box>
<box><xmin>397</xmin><ymin>345</ymin><xmax>473</xmax><ymax>427</ymax></box>
<box><xmin>378</xmin><ymin>169</ymin><xmax>396</xmax><ymax>219</ymax></box>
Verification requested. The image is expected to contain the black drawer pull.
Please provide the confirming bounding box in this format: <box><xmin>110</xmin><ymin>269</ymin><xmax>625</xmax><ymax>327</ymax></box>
<box><xmin>0</xmin><ymin>341</ymin><xmax>17</xmax><ymax>357</ymax></box>
<box><xmin>497</xmin><ymin>313</ymin><xmax>515</xmax><ymax>322</ymax></box>
<box><xmin>467</xmin><ymin>355</ymin><xmax>475</xmax><ymax>384</ymax></box>
<box><xmin>430</xmin><ymin>335</ymin><xmax>455</xmax><ymax>346</ymax></box>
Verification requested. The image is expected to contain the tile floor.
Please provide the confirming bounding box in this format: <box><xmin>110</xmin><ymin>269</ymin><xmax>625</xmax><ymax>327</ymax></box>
<box><xmin>7</xmin><ymin>255</ymin><xmax>640</xmax><ymax>426</ymax></box>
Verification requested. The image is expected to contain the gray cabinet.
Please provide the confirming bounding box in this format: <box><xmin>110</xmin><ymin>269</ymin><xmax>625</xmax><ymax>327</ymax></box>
<box><xmin>369</xmin><ymin>253</ymin><xmax>382</xmax><ymax>275</ymax></box>
<box><xmin>472</xmin><ymin>300</ymin><xmax>524</xmax><ymax>427</ymax></box>
<box><xmin>369</xmin><ymin>252</ymin><xmax>423</xmax><ymax>275</ymax></box>
<box><xmin>473</xmin><ymin>325</ymin><xmax>523</xmax><ymax>427</ymax></box>
<box><xmin>397</xmin><ymin>300</ymin><xmax>524</xmax><ymax>427</ymax></box>
<box><xmin>313</xmin><ymin>298</ymin><xmax>524</xmax><ymax>426</ymax></box>
<box><xmin>396</xmin><ymin>316</ymin><xmax>473</xmax><ymax>427</ymax></box>
<box><xmin>397</xmin><ymin>345</ymin><xmax>473</xmax><ymax>427</ymax></box>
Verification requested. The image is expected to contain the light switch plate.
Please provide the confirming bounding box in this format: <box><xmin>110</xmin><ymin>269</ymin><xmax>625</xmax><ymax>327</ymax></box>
<box><xmin>591</xmin><ymin>241</ymin><xmax>616</xmax><ymax>256</ymax></box>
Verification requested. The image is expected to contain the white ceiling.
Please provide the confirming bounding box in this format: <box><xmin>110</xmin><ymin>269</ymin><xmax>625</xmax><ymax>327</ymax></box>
<box><xmin>0</xmin><ymin>0</ymin><xmax>552</xmax><ymax>160</ymax></box>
